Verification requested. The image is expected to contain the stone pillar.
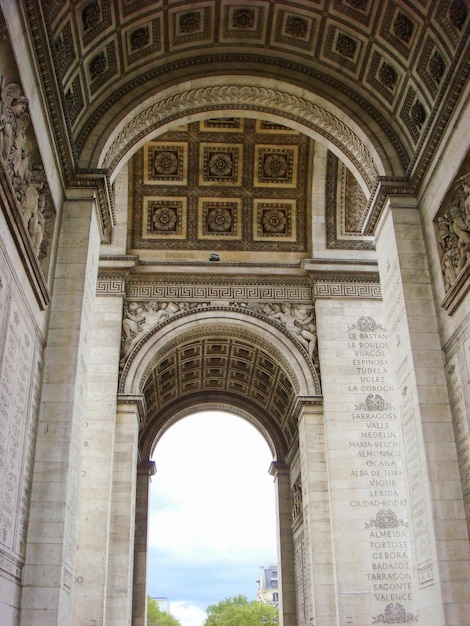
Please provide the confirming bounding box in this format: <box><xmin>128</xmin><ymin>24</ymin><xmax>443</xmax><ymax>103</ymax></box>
<box><xmin>71</xmin><ymin>294</ymin><xmax>124</xmax><ymax>625</ymax></box>
<box><xmin>297</xmin><ymin>402</ymin><xmax>337</xmax><ymax>626</ymax></box>
<box><xmin>269</xmin><ymin>461</ymin><xmax>296</xmax><ymax>626</ymax></box>
<box><xmin>132</xmin><ymin>460</ymin><xmax>156</xmax><ymax>626</ymax></box>
<box><xmin>20</xmin><ymin>191</ymin><xmax>100</xmax><ymax>626</ymax></box>
<box><xmin>105</xmin><ymin>396</ymin><xmax>141</xmax><ymax>625</ymax></box>
<box><xmin>376</xmin><ymin>199</ymin><xmax>470</xmax><ymax>625</ymax></box>
<box><xmin>315</xmin><ymin>295</ymin><xmax>413</xmax><ymax>623</ymax></box>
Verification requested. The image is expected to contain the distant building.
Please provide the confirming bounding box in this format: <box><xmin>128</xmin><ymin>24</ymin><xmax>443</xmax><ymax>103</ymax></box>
<box><xmin>257</xmin><ymin>565</ymin><xmax>279</xmax><ymax>607</ymax></box>
<box><xmin>153</xmin><ymin>597</ymin><xmax>170</xmax><ymax>614</ymax></box>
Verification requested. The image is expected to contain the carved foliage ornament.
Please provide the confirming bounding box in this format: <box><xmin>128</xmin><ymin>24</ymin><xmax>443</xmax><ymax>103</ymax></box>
<box><xmin>372</xmin><ymin>603</ymin><xmax>417</xmax><ymax>624</ymax></box>
<box><xmin>102</xmin><ymin>85</ymin><xmax>378</xmax><ymax>190</ymax></box>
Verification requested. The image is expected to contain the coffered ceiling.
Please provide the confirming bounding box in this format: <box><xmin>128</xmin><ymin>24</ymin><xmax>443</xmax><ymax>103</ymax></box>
<box><xmin>24</xmin><ymin>0</ymin><xmax>469</xmax><ymax>182</ymax></box>
<box><xmin>129</xmin><ymin>117</ymin><xmax>370</xmax><ymax>257</ymax></box>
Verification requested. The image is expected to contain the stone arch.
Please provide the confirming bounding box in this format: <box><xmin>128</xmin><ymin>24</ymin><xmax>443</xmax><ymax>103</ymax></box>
<box><xmin>144</xmin><ymin>402</ymin><xmax>278</xmax><ymax>462</ymax></box>
<box><xmin>98</xmin><ymin>76</ymin><xmax>391</xmax><ymax>193</ymax></box>
<box><xmin>124</xmin><ymin>308</ymin><xmax>318</xmax><ymax>625</ymax></box>
<box><xmin>120</xmin><ymin>306</ymin><xmax>320</xmax><ymax>462</ymax></box>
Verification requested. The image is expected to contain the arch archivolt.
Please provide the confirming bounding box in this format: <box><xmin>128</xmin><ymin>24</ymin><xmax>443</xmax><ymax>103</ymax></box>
<box><xmin>120</xmin><ymin>306</ymin><xmax>320</xmax><ymax>398</ymax></box>
<box><xmin>119</xmin><ymin>306</ymin><xmax>321</xmax><ymax>460</ymax></box>
<box><xmin>99</xmin><ymin>77</ymin><xmax>387</xmax><ymax>192</ymax></box>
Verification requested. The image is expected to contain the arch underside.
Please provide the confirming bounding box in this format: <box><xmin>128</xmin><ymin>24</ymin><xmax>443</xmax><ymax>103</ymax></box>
<box><xmin>31</xmin><ymin>0</ymin><xmax>470</xmax><ymax>187</ymax></box>
<box><xmin>119</xmin><ymin>310</ymin><xmax>320</xmax><ymax>462</ymax></box>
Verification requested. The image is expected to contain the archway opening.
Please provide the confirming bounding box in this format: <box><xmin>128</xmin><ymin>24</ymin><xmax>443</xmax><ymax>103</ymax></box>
<box><xmin>148</xmin><ymin>410</ymin><xmax>278</xmax><ymax>626</ymax></box>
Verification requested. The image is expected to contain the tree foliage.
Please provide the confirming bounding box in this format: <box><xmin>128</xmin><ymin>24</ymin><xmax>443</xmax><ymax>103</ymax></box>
<box><xmin>147</xmin><ymin>596</ymin><xmax>181</xmax><ymax>626</ymax></box>
<box><xmin>203</xmin><ymin>594</ymin><xmax>279</xmax><ymax>626</ymax></box>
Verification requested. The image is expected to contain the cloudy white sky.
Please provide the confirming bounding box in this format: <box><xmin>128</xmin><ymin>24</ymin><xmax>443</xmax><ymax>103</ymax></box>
<box><xmin>147</xmin><ymin>411</ymin><xmax>278</xmax><ymax>626</ymax></box>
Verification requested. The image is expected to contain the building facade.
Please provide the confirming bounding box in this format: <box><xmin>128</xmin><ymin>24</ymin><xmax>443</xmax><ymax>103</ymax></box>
<box><xmin>257</xmin><ymin>565</ymin><xmax>279</xmax><ymax>607</ymax></box>
<box><xmin>0</xmin><ymin>1</ymin><xmax>470</xmax><ymax>625</ymax></box>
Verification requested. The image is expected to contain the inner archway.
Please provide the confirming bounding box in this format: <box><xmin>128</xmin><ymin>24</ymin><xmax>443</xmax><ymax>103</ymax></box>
<box><xmin>123</xmin><ymin>307</ymin><xmax>319</xmax><ymax>626</ymax></box>
<box><xmin>148</xmin><ymin>410</ymin><xmax>277</xmax><ymax>625</ymax></box>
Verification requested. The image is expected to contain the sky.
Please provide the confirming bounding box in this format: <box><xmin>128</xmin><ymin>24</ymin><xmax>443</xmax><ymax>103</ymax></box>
<box><xmin>147</xmin><ymin>411</ymin><xmax>278</xmax><ymax>626</ymax></box>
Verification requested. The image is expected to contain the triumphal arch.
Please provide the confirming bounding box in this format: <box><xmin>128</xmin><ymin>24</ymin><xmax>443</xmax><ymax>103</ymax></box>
<box><xmin>1</xmin><ymin>1</ymin><xmax>470</xmax><ymax>624</ymax></box>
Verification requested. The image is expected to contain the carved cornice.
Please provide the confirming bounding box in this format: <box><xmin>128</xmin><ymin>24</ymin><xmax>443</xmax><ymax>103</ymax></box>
<box><xmin>102</xmin><ymin>84</ymin><xmax>379</xmax><ymax>191</ymax></box>
<box><xmin>96</xmin><ymin>268</ymin><xmax>130</xmax><ymax>296</ymax></box>
<box><xmin>311</xmin><ymin>271</ymin><xmax>381</xmax><ymax>300</ymax></box>
<box><xmin>116</xmin><ymin>392</ymin><xmax>147</xmax><ymax>428</ymax></box>
<box><xmin>362</xmin><ymin>177</ymin><xmax>414</xmax><ymax>234</ymax></box>
<box><xmin>137</xmin><ymin>460</ymin><xmax>156</xmax><ymax>476</ymax></box>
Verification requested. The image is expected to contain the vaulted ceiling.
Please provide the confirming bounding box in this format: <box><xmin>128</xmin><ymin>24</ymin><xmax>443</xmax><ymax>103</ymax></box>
<box><xmin>27</xmin><ymin>1</ymin><xmax>468</xmax><ymax>166</ymax></box>
<box><xmin>19</xmin><ymin>0</ymin><xmax>470</xmax><ymax>236</ymax></box>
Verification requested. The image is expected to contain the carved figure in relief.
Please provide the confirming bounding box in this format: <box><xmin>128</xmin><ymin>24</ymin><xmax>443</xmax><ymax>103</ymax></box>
<box><xmin>0</xmin><ymin>77</ymin><xmax>29</xmax><ymax>166</ymax></box>
<box><xmin>438</xmin><ymin>173</ymin><xmax>470</xmax><ymax>290</ymax></box>
<box><xmin>121</xmin><ymin>301</ymin><xmax>191</xmax><ymax>361</ymax></box>
<box><xmin>22</xmin><ymin>165</ymin><xmax>47</xmax><ymax>254</ymax></box>
<box><xmin>291</xmin><ymin>478</ymin><xmax>303</xmax><ymax>522</ymax></box>
<box><xmin>437</xmin><ymin>215</ymin><xmax>452</xmax><ymax>250</ymax></box>
<box><xmin>122</xmin><ymin>302</ymin><xmax>145</xmax><ymax>356</ymax></box>
<box><xmin>450</xmin><ymin>201</ymin><xmax>470</xmax><ymax>273</ymax></box>
<box><xmin>28</xmin><ymin>191</ymin><xmax>46</xmax><ymax>256</ymax></box>
<box><xmin>0</xmin><ymin>77</ymin><xmax>53</xmax><ymax>262</ymax></box>
<box><xmin>441</xmin><ymin>247</ymin><xmax>457</xmax><ymax>291</ymax></box>
<box><xmin>271</xmin><ymin>303</ymin><xmax>317</xmax><ymax>360</ymax></box>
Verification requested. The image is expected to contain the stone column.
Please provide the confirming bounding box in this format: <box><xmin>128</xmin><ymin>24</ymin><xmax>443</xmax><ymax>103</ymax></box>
<box><xmin>315</xmin><ymin>296</ymin><xmax>410</xmax><ymax>623</ymax></box>
<box><xmin>105</xmin><ymin>396</ymin><xmax>142</xmax><ymax>625</ymax></box>
<box><xmin>269</xmin><ymin>461</ymin><xmax>296</xmax><ymax>626</ymax></box>
<box><xmin>71</xmin><ymin>294</ymin><xmax>124</xmax><ymax>625</ymax></box>
<box><xmin>376</xmin><ymin>199</ymin><xmax>470</xmax><ymax>625</ymax></box>
<box><xmin>20</xmin><ymin>191</ymin><xmax>100</xmax><ymax>626</ymax></box>
<box><xmin>297</xmin><ymin>402</ymin><xmax>337</xmax><ymax>626</ymax></box>
<box><xmin>132</xmin><ymin>460</ymin><xmax>156</xmax><ymax>626</ymax></box>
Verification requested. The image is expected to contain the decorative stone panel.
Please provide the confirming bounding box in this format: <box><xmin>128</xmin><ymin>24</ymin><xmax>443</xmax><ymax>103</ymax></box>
<box><xmin>271</xmin><ymin>5</ymin><xmax>317</xmax><ymax>51</ymax></box>
<box><xmin>143</xmin><ymin>197</ymin><xmax>186</xmax><ymax>239</ymax></box>
<box><xmin>144</xmin><ymin>142</ymin><xmax>187</xmax><ymax>185</ymax></box>
<box><xmin>219</xmin><ymin>2</ymin><xmax>267</xmax><ymax>43</ymax></box>
<box><xmin>168</xmin><ymin>3</ymin><xmax>214</xmax><ymax>49</ymax></box>
<box><xmin>123</xmin><ymin>17</ymin><xmax>163</xmax><ymax>68</ymax></box>
<box><xmin>198</xmin><ymin>198</ymin><xmax>242</xmax><ymax>240</ymax></box>
<box><xmin>200</xmin><ymin>143</ymin><xmax>243</xmax><ymax>186</ymax></box>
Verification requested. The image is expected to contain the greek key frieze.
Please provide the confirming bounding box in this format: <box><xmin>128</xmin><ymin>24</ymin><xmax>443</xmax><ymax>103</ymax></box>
<box><xmin>126</xmin><ymin>282</ymin><xmax>313</xmax><ymax>302</ymax></box>
<box><xmin>314</xmin><ymin>282</ymin><xmax>381</xmax><ymax>299</ymax></box>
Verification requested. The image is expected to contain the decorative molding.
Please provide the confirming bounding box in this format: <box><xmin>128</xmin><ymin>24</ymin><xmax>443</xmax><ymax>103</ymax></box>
<box><xmin>119</xmin><ymin>307</ymin><xmax>322</xmax><ymax>397</ymax></box>
<box><xmin>325</xmin><ymin>150</ymin><xmax>375</xmax><ymax>249</ymax></box>
<box><xmin>126</xmin><ymin>278</ymin><xmax>314</xmax><ymax>303</ymax></box>
<box><xmin>314</xmin><ymin>281</ymin><xmax>382</xmax><ymax>300</ymax></box>
<box><xmin>116</xmin><ymin>392</ymin><xmax>147</xmax><ymax>427</ymax></box>
<box><xmin>102</xmin><ymin>84</ymin><xmax>379</xmax><ymax>191</ymax></box>
<box><xmin>96</xmin><ymin>271</ymin><xmax>128</xmax><ymax>296</ymax></box>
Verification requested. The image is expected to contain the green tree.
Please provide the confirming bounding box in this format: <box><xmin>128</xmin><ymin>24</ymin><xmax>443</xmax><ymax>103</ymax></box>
<box><xmin>147</xmin><ymin>596</ymin><xmax>181</xmax><ymax>626</ymax></box>
<box><xmin>203</xmin><ymin>594</ymin><xmax>279</xmax><ymax>626</ymax></box>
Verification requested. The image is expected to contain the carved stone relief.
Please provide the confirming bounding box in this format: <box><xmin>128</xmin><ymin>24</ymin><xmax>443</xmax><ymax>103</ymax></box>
<box><xmin>291</xmin><ymin>475</ymin><xmax>303</xmax><ymax>525</ymax></box>
<box><xmin>0</xmin><ymin>33</ymin><xmax>56</xmax><ymax>272</ymax></box>
<box><xmin>120</xmin><ymin>300</ymin><xmax>318</xmax><ymax>371</ymax></box>
<box><xmin>436</xmin><ymin>172</ymin><xmax>470</xmax><ymax>292</ymax></box>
